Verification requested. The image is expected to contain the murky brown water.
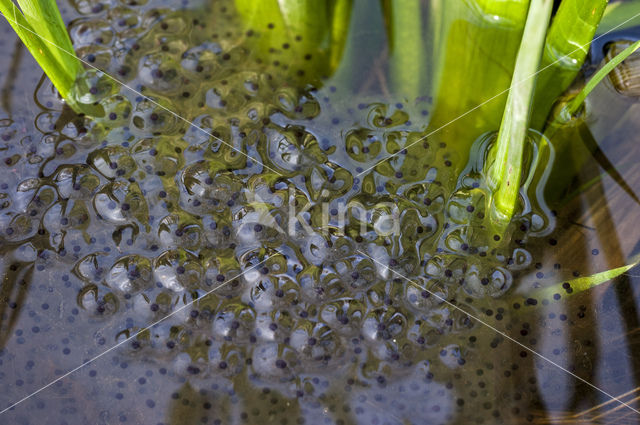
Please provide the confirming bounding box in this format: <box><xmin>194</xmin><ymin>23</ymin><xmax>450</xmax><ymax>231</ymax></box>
<box><xmin>1</xmin><ymin>1</ymin><xmax>640</xmax><ymax>424</ymax></box>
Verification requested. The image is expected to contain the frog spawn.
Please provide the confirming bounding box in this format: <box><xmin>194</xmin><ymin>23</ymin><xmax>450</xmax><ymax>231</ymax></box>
<box><xmin>0</xmin><ymin>1</ymin><xmax>576</xmax><ymax>424</ymax></box>
<box><xmin>5</xmin><ymin>116</ymin><xmax>555</xmax><ymax>424</ymax></box>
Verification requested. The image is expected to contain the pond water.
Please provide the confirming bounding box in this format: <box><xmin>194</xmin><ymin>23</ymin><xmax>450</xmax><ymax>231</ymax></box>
<box><xmin>2</xmin><ymin>1</ymin><xmax>640</xmax><ymax>424</ymax></box>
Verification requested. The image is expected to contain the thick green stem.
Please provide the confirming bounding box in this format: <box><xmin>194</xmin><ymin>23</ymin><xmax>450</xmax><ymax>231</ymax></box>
<box><xmin>544</xmin><ymin>40</ymin><xmax>640</xmax><ymax>142</ymax></box>
<box><xmin>531</xmin><ymin>0</ymin><xmax>608</xmax><ymax>130</ymax></box>
<box><xmin>0</xmin><ymin>0</ymin><xmax>82</xmax><ymax>105</ymax></box>
<box><xmin>329</xmin><ymin>0</ymin><xmax>353</xmax><ymax>72</ymax></box>
<box><xmin>383</xmin><ymin>0</ymin><xmax>425</xmax><ymax>99</ymax></box>
<box><xmin>544</xmin><ymin>40</ymin><xmax>640</xmax><ymax>205</ymax></box>
<box><xmin>428</xmin><ymin>0</ymin><xmax>530</xmax><ymax>137</ymax></box>
<box><xmin>489</xmin><ymin>0</ymin><xmax>554</xmax><ymax>230</ymax></box>
<box><xmin>234</xmin><ymin>0</ymin><xmax>352</xmax><ymax>81</ymax></box>
<box><xmin>400</xmin><ymin>0</ymin><xmax>530</xmax><ymax>183</ymax></box>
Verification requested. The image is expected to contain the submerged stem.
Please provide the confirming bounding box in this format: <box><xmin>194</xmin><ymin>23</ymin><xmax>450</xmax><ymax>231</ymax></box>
<box><xmin>488</xmin><ymin>0</ymin><xmax>554</xmax><ymax>231</ymax></box>
<box><xmin>383</xmin><ymin>0</ymin><xmax>425</xmax><ymax>99</ymax></box>
<box><xmin>531</xmin><ymin>0</ymin><xmax>608</xmax><ymax>130</ymax></box>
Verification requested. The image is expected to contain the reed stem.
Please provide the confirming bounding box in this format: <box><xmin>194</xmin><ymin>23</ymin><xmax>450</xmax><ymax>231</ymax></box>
<box><xmin>0</xmin><ymin>0</ymin><xmax>82</xmax><ymax>107</ymax></box>
<box><xmin>531</xmin><ymin>0</ymin><xmax>608</xmax><ymax>129</ymax></box>
<box><xmin>383</xmin><ymin>0</ymin><xmax>425</xmax><ymax>99</ymax></box>
<box><xmin>489</xmin><ymin>0</ymin><xmax>554</xmax><ymax>230</ymax></box>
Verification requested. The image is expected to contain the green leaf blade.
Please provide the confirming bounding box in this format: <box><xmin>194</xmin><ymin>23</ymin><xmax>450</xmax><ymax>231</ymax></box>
<box><xmin>489</xmin><ymin>0</ymin><xmax>554</xmax><ymax>231</ymax></box>
<box><xmin>1</xmin><ymin>0</ymin><xmax>82</xmax><ymax>103</ymax></box>
<box><xmin>567</xmin><ymin>39</ymin><xmax>640</xmax><ymax>116</ymax></box>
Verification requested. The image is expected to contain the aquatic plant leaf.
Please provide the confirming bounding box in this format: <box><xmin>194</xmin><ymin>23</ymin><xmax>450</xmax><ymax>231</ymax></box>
<box><xmin>0</xmin><ymin>0</ymin><xmax>83</xmax><ymax>105</ymax></box>
<box><xmin>428</xmin><ymin>0</ymin><xmax>531</xmax><ymax>109</ymax></box>
<box><xmin>233</xmin><ymin>0</ymin><xmax>353</xmax><ymax>82</ymax></box>
<box><xmin>0</xmin><ymin>0</ymin><xmax>76</xmax><ymax>100</ymax></box>
<box><xmin>531</xmin><ymin>0</ymin><xmax>608</xmax><ymax>130</ymax></box>
<box><xmin>544</xmin><ymin>39</ymin><xmax>640</xmax><ymax>204</ymax></box>
<box><xmin>274</xmin><ymin>0</ymin><xmax>330</xmax><ymax>48</ymax></box>
<box><xmin>566</xmin><ymin>39</ymin><xmax>640</xmax><ymax>116</ymax></box>
<box><xmin>382</xmin><ymin>0</ymin><xmax>425</xmax><ymax>99</ymax></box>
<box><xmin>488</xmin><ymin>0</ymin><xmax>554</xmax><ymax>232</ymax></box>
<box><xmin>531</xmin><ymin>257</ymin><xmax>640</xmax><ymax>301</ymax></box>
<box><xmin>329</xmin><ymin>0</ymin><xmax>353</xmax><ymax>72</ymax></box>
<box><xmin>400</xmin><ymin>0</ymin><xmax>530</xmax><ymax>181</ymax></box>
<box><xmin>15</xmin><ymin>0</ymin><xmax>82</xmax><ymax>80</ymax></box>
<box><xmin>328</xmin><ymin>0</ymin><xmax>382</xmax><ymax>93</ymax></box>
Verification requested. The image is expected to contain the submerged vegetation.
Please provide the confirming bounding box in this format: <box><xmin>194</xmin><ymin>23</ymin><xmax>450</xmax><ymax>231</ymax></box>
<box><xmin>0</xmin><ymin>0</ymin><xmax>635</xmax><ymax>240</ymax></box>
<box><xmin>1</xmin><ymin>0</ymin><xmax>640</xmax><ymax>423</ymax></box>
<box><xmin>487</xmin><ymin>0</ymin><xmax>553</xmax><ymax>231</ymax></box>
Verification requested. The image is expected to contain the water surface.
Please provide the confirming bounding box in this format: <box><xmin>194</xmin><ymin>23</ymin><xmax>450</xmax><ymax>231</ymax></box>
<box><xmin>1</xmin><ymin>1</ymin><xmax>640</xmax><ymax>424</ymax></box>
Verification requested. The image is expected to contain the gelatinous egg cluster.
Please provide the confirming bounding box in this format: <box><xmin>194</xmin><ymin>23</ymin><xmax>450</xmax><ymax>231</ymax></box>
<box><xmin>0</xmin><ymin>1</ymin><xmax>595</xmax><ymax>424</ymax></box>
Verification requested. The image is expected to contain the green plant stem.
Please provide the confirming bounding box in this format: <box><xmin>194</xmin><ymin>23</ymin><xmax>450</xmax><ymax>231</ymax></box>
<box><xmin>488</xmin><ymin>0</ymin><xmax>554</xmax><ymax>230</ymax></box>
<box><xmin>234</xmin><ymin>0</ymin><xmax>352</xmax><ymax>81</ymax></box>
<box><xmin>0</xmin><ymin>0</ymin><xmax>82</xmax><ymax>104</ymax></box>
<box><xmin>400</xmin><ymin>0</ymin><xmax>530</xmax><ymax>182</ymax></box>
<box><xmin>382</xmin><ymin>0</ymin><xmax>425</xmax><ymax>99</ymax></box>
<box><xmin>329</xmin><ymin>0</ymin><xmax>380</xmax><ymax>94</ymax></box>
<box><xmin>566</xmin><ymin>39</ymin><xmax>640</xmax><ymax>116</ymax></box>
<box><xmin>427</xmin><ymin>0</ymin><xmax>531</xmax><ymax>137</ymax></box>
<box><xmin>17</xmin><ymin>0</ymin><xmax>81</xmax><ymax>78</ymax></box>
<box><xmin>329</xmin><ymin>0</ymin><xmax>353</xmax><ymax>72</ymax></box>
<box><xmin>427</xmin><ymin>0</ymin><xmax>444</xmax><ymax>100</ymax></box>
<box><xmin>544</xmin><ymin>39</ymin><xmax>640</xmax><ymax>137</ymax></box>
<box><xmin>531</xmin><ymin>0</ymin><xmax>608</xmax><ymax>130</ymax></box>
